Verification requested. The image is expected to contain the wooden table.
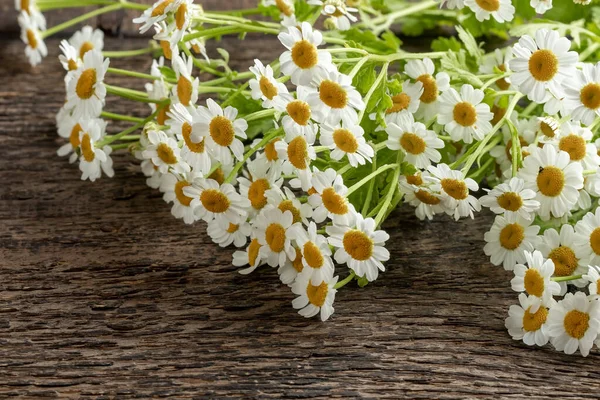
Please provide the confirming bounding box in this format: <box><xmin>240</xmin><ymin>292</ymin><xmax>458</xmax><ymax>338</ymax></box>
<box><xmin>1</xmin><ymin>12</ymin><xmax>599</xmax><ymax>399</ymax></box>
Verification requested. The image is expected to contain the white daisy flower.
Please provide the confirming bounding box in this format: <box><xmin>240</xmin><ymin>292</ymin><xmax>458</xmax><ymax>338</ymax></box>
<box><xmin>385</xmin><ymin>113</ymin><xmax>443</xmax><ymax>168</ymax></box>
<box><xmin>291</xmin><ymin>270</ymin><xmax>338</xmax><ymax>321</ymax></box>
<box><xmin>133</xmin><ymin>0</ymin><xmax>181</xmax><ymax>33</ymax></box>
<box><xmin>583</xmin><ymin>266</ymin><xmax>600</xmax><ymax>296</ymax></box>
<box><xmin>249</xmin><ymin>59</ymin><xmax>288</xmax><ymax>109</ymax></box>
<box><xmin>278</xmin><ymin>22</ymin><xmax>334</xmax><ymax>86</ymax></box>
<box><xmin>479</xmin><ymin>48</ymin><xmax>513</xmax><ymax>91</ymax></box>
<box><xmin>275</xmin><ymin>134</ymin><xmax>316</xmax><ymax>191</ymax></box>
<box><xmin>319</xmin><ymin>122</ymin><xmax>373</xmax><ymax>167</ymax></box>
<box><xmin>254</xmin><ymin>207</ymin><xmax>296</xmax><ymax>268</ymax></box>
<box><xmin>288</xmin><ymin>221</ymin><xmax>334</xmax><ymax>285</ymax></box>
<box><xmin>327</xmin><ymin>214</ymin><xmax>390</xmax><ymax>282</ymax></box>
<box><xmin>400</xmin><ymin>173</ymin><xmax>445</xmax><ymax>221</ymax></box>
<box><xmin>547</xmin><ymin>291</ymin><xmax>600</xmax><ymax>356</ymax></box>
<box><xmin>15</xmin><ymin>0</ymin><xmax>46</xmax><ymax>29</ymax></box>
<box><xmin>57</xmin><ymin>113</ymin><xmax>107</xmax><ymax>164</ymax></box>
<box><xmin>574</xmin><ymin>208</ymin><xmax>600</xmax><ymax>268</ymax></box>
<box><xmin>142</xmin><ymin>129</ymin><xmax>190</xmax><ymax>175</ymax></box>
<box><xmin>479</xmin><ymin>177</ymin><xmax>540</xmax><ymax>220</ymax></box>
<box><xmin>187</xmin><ymin>37</ymin><xmax>210</xmax><ymax>63</ymax></box>
<box><xmin>273</xmin><ymin>86</ymin><xmax>319</xmax><ymax>141</ymax></box>
<box><xmin>563</xmin><ymin>62</ymin><xmax>600</xmax><ymax>126</ymax></box>
<box><xmin>437</xmin><ymin>84</ymin><xmax>493</xmax><ymax>144</ymax></box>
<box><xmin>278</xmin><ymin>246</ymin><xmax>305</xmax><ymax>286</ymax></box>
<box><xmin>265</xmin><ymin>186</ymin><xmax>313</xmax><ymax>226</ymax></box>
<box><xmin>166</xmin><ymin>0</ymin><xmax>193</xmax><ymax>47</ymax></box>
<box><xmin>505</xmin><ymin>293</ymin><xmax>552</xmax><ymax>346</ymax></box>
<box><xmin>530</xmin><ymin>0</ymin><xmax>552</xmax><ymax>14</ymax></box>
<box><xmin>153</xmin><ymin>21</ymin><xmax>175</xmax><ymax>60</ymax></box>
<box><xmin>465</xmin><ymin>0</ymin><xmax>514</xmax><ymax>22</ymax></box>
<box><xmin>233</xmin><ymin>238</ymin><xmax>264</xmax><ymax>275</ymax></box>
<box><xmin>77</xmin><ymin>119</ymin><xmax>114</xmax><ymax>182</ymax></box>
<box><xmin>427</xmin><ymin>163</ymin><xmax>481</xmax><ymax>220</ymax></box>
<box><xmin>484</xmin><ymin>214</ymin><xmax>541</xmax><ymax>270</ymax></box>
<box><xmin>537</xmin><ymin>116</ymin><xmax>560</xmax><ymax>141</ymax></box>
<box><xmin>238</xmin><ymin>157</ymin><xmax>283</xmax><ymax>215</ymax></box>
<box><xmin>307</xmin><ymin>69</ymin><xmax>365</xmax><ymax>126</ymax></box>
<box><xmin>437</xmin><ymin>0</ymin><xmax>465</xmax><ymax>9</ymax></box>
<box><xmin>308</xmin><ymin>0</ymin><xmax>358</xmax><ymax>31</ymax></box>
<box><xmin>511</xmin><ymin>250</ymin><xmax>561</xmax><ymax>305</ymax></box>
<box><xmin>196</xmin><ymin>98</ymin><xmax>248</xmax><ymax>167</ymax></box>
<box><xmin>65</xmin><ymin>50</ymin><xmax>109</xmax><ymax>119</ymax></box>
<box><xmin>309</xmin><ymin>168</ymin><xmax>357</xmax><ymax>225</ymax></box>
<box><xmin>207</xmin><ymin>219</ymin><xmax>251</xmax><ymax>248</ymax></box>
<box><xmin>552</xmin><ymin>121</ymin><xmax>599</xmax><ymax>169</ymax></box>
<box><xmin>18</xmin><ymin>11</ymin><xmax>47</xmax><ymax>66</ymax></box>
<box><xmin>171</xmin><ymin>53</ymin><xmax>199</xmax><ymax>107</ymax></box>
<box><xmin>58</xmin><ymin>40</ymin><xmax>80</xmax><ymax>73</ymax></box>
<box><xmin>137</xmin><ymin>129</ymin><xmax>163</xmax><ymax>190</ymax></box>
<box><xmin>537</xmin><ymin>224</ymin><xmax>588</xmax><ymax>294</ymax></box>
<box><xmin>263</xmin><ymin>0</ymin><xmax>295</xmax><ymax>17</ymax></box>
<box><xmin>384</xmin><ymin>80</ymin><xmax>423</xmax><ymax>116</ymax></box>
<box><xmin>509</xmin><ymin>29</ymin><xmax>577</xmax><ymax>104</ymax></box>
<box><xmin>69</xmin><ymin>26</ymin><xmax>103</xmax><ymax>60</ymax></box>
<box><xmin>184</xmin><ymin>178</ymin><xmax>250</xmax><ymax>226</ymax></box>
<box><xmin>517</xmin><ymin>144</ymin><xmax>583</xmax><ymax>219</ymax></box>
<box><xmin>159</xmin><ymin>170</ymin><xmax>202</xmax><ymax>224</ymax></box>
<box><xmin>404</xmin><ymin>57</ymin><xmax>450</xmax><ymax>120</ymax></box>
<box><xmin>489</xmin><ymin>117</ymin><xmax>538</xmax><ymax>175</ymax></box>
<box><xmin>168</xmin><ymin>103</ymin><xmax>213</xmax><ymax>175</ymax></box>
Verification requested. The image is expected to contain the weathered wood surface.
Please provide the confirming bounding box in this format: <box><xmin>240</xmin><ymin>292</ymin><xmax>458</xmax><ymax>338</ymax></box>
<box><xmin>2</xmin><ymin>29</ymin><xmax>600</xmax><ymax>399</ymax></box>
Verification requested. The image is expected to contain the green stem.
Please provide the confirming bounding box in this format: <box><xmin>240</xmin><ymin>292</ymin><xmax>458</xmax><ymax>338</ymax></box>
<box><xmin>107</xmin><ymin>67</ymin><xmax>161</xmax><ymax>81</ymax></box>
<box><xmin>42</xmin><ymin>3</ymin><xmax>123</xmax><ymax>38</ymax></box>
<box><xmin>244</xmin><ymin>109</ymin><xmax>276</xmax><ymax>122</ymax></box>
<box><xmin>105</xmin><ymin>84</ymin><xmax>170</xmax><ymax>104</ymax></box>
<box><xmin>552</xmin><ymin>274</ymin><xmax>583</xmax><ymax>282</ymax></box>
<box><xmin>99</xmin><ymin>106</ymin><xmax>162</xmax><ymax>147</ymax></box>
<box><xmin>346</xmin><ymin>163</ymin><xmax>397</xmax><ymax>197</ymax></box>
<box><xmin>101</xmin><ymin>111</ymin><xmax>145</xmax><ymax>123</ymax></box>
<box><xmin>334</xmin><ymin>271</ymin><xmax>356</xmax><ymax>290</ymax></box>
<box><xmin>357</xmin><ymin>62</ymin><xmax>389</xmax><ymax>122</ymax></box>
<box><xmin>103</xmin><ymin>47</ymin><xmax>155</xmax><ymax>58</ymax></box>
<box><xmin>361</xmin><ymin>155</ymin><xmax>377</xmax><ymax>215</ymax></box>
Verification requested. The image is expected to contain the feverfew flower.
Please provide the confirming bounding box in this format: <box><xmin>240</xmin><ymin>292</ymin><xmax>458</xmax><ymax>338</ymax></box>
<box><xmin>273</xmin><ymin>86</ymin><xmax>319</xmax><ymax>141</ymax></box>
<box><xmin>265</xmin><ymin>186</ymin><xmax>314</xmax><ymax>225</ymax></box>
<box><xmin>404</xmin><ymin>58</ymin><xmax>450</xmax><ymax>119</ymax></box>
<box><xmin>133</xmin><ymin>0</ymin><xmax>181</xmax><ymax>33</ymax></box>
<box><xmin>168</xmin><ymin>103</ymin><xmax>213</xmax><ymax>175</ymax></box>
<box><xmin>386</xmin><ymin>113</ymin><xmax>443</xmax><ymax>168</ymax></box>
<box><xmin>574</xmin><ymin>208</ymin><xmax>600</xmax><ymax>268</ymax></box>
<box><xmin>275</xmin><ymin>134</ymin><xmax>316</xmax><ymax>191</ymax></box>
<box><xmin>511</xmin><ymin>250</ymin><xmax>561</xmax><ymax>303</ymax></box>
<box><xmin>400</xmin><ymin>173</ymin><xmax>445</xmax><ymax>221</ymax></box>
<box><xmin>77</xmin><ymin>119</ymin><xmax>114</xmax><ymax>182</ymax></box>
<box><xmin>327</xmin><ymin>214</ymin><xmax>390</xmax><ymax>282</ymax></box>
<box><xmin>142</xmin><ymin>129</ymin><xmax>190</xmax><ymax>175</ymax></box>
<box><xmin>254</xmin><ymin>207</ymin><xmax>296</xmax><ymax>268</ymax></box>
<box><xmin>509</xmin><ymin>29</ymin><xmax>577</xmax><ymax>103</ymax></box>
<box><xmin>384</xmin><ymin>80</ymin><xmax>423</xmax><ymax>116</ymax></box>
<box><xmin>530</xmin><ymin>0</ymin><xmax>553</xmax><ymax>14</ymax></box>
<box><xmin>291</xmin><ymin>270</ymin><xmax>338</xmax><ymax>321</ymax></box>
<box><xmin>159</xmin><ymin>170</ymin><xmax>201</xmax><ymax>224</ymax></box>
<box><xmin>234</xmin><ymin>238</ymin><xmax>264</xmax><ymax>275</ymax></box>
<box><xmin>309</xmin><ymin>168</ymin><xmax>356</xmax><ymax>225</ymax></box>
<box><xmin>249</xmin><ymin>59</ymin><xmax>288</xmax><ymax>108</ymax></box>
<box><xmin>69</xmin><ymin>26</ymin><xmax>104</xmax><ymax>60</ymax></box>
<box><xmin>288</xmin><ymin>221</ymin><xmax>334</xmax><ymax>285</ymax></box>
<box><xmin>309</xmin><ymin>0</ymin><xmax>358</xmax><ymax>31</ymax></box>
<box><xmin>583</xmin><ymin>266</ymin><xmax>600</xmax><ymax>296</ymax></box>
<box><xmin>185</xmin><ymin>179</ymin><xmax>250</xmax><ymax>226</ymax></box>
<box><xmin>207</xmin><ymin>219</ymin><xmax>251</xmax><ymax>248</ymax></box>
<box><xmin>319</xmin><ymin>123</ymin><xmax>373</xmax><ymax>167</ymax></box>
<box><xmin>552</xmin><ymin>121</ymin><xmax>600</xmax><ymax>169</ymax></box>
<box><xmin>65</xmin><ymin>50</ymin><xmax>109</xmax><ymax>119</ymax></box>
<box><xmin>563</xmin><ymin>62</ymin><xmax>600</xmax><ymax>126</ymax></box>
<box><xmin>238</xmin><ymin>157</ymin><xmax>283</xmax><ymax>215</ymax></box>
<box><xmin>547</xmin><ymin>292</ymin><xmax>600</xmax><ymax>356</ymax></box>
<box><xmin>18</xmin><ymin>11</ymin><xmax>47</xmax><ymax>66</ymax></box>
<box><xmin>465</xmin><ymin>0</ymin><xmax>514</xmax><ymax>22</ymax></box>
<box><xmin>427</xmin><ymin>163</ymin><xmax>481</xmax><ymax>220</ymax></box>
<box><xmin>479</xmin><ymin>177</ymin><xmax>540</xmax><ymax>220</ymax></box>
<box><xmin>505</xmin><ymin>293</ymin><xmax>551</xmax><ymax>346</ymax></box>
<box><xmin>437</xmin><ymin>84</ymin><xmax>493</xmax><ymax>144</ymax></box>
<box><xmin>171</xmin><ymin>53</ymin><xmax>199</xmax><ymax>107</ymax></box>
<box><xmin>484</xmin><ymin>214</ymin><xmax>540</xmax><ymax>270</ymax></box>
<box><xmin>58</xmin><ymin>40</ymin><xmax>80</xmax><ymax>73</ymax></box>
<box><xmin>263</xmin><ymin>0</ymin><xmax>295</xmax><ymax>17</ymax></box>
<box><xmin>278</xmin><ymin>22</ymin><xmax>333</xmax><ymax>86</ymax></box>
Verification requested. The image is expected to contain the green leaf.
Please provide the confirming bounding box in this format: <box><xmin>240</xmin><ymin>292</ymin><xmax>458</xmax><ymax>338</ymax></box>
<box><xmin>431</xmin><ymin>36</ymin><xmax>462</xmax><ymax>53</ymax></box>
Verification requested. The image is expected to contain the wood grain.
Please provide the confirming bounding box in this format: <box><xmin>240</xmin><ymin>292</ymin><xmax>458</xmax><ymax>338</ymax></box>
<box><xmin>1</xmin><ymin>32</ymin><xmax>600</xmax><ymax>399</ymax></box>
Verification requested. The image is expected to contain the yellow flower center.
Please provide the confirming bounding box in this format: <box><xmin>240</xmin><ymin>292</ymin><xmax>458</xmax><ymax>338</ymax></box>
<box><xmin>182</xmin><ymin>122</ymin><xmax>205</xmax><ymax>153</ymax></box>
<box><xmin>415</xmin><ymin>189</ymin><xmax>440</xmax><ymax>205</ymax></box>
<box><xmin>564</xmin><ymin>310</ymin><xmax>590</xmax><ymax>339</ymax></box>
<box><xmin>499</xmin><ymin>223</ymin><xmax>524</xmax><ymax>250</ymax></box>
<box><xmin>333</xmin><ymin>128</ymin><xmax>358</xmax><ymax>153</ymax></box>
<box><xmin>287</xmin><ymin>136</ymin><xmax>308</xmax><ymax>169</ymax></box>
<box><xmin>175</xmin><ymin>3</ymin><xmax>187</xmax><ymax>30</ymax></box>
<box><xmin>248</xmin><ymin>238</ymin><xmax>261</xmax><ymax>266</ymax></box>
<box><xmin>580</xmin><ymin>83</ymin><xmax>600</xmax><ymax>110</ymax></box>
<box><xmin>157</xmin><ymin>143</ymin><xmax>177</xmax><ymax>164</ymax></box>
<box><xmin>441</xmin><ymin>178</ymin><xmax>468</xmax><ymax>200</ymax></box>
<box><xmin>304</xmin><ymin>241</ymin><xmax>324</xmax><ymax>269</ymax></box>
<box><xmin>265</xmin><ymin>138</ymin><xmax>280</xmax><ymax>161</ymax></box>
<box><xmin>405</xmin><ymin>173</ymin><xmax>423</xmax><ymax>186</ymax></box>
<box><xmin>259</xmin><ymin>76</ymin><xmax>278</xmax><ymax>100</ymax></box>
<box><xmin>69</xmin><ymin>123</ymin><xmax>82</xmax><ymax>148</ymax></box>
<box><xmin>177</xmin><ymin>76</ymin><xmax>193</xmax><ymax>106</ymax></box>
<box><xmin>343</xmin><ymin>230</ymin><xmax>374</xmax><ymax>261</ymax></box>
<box><xmin>548</xmin><ymin>246</ymin><xmax>578</xmax><ymax>276</ymax></box>
<box><xmin>306</xmin><ymin>281</ymin><xmax>329</xmax><ymax>307</ymax></box>
<box><xmin>291</xmin><ymin>40</ymin><xmax>318</xmax><ymax>69</ymax></box>
<box><xmin>528</xmin><ymin>49</ymin><xmax>558</xmax><ymax>82</ymax></box>
<box><xmin>227</xmin><ymin>223</ymin><xmax>239</xmax><ymax>233</ymax></box>
<box><xmin>589</xmin><ymin>228</ymin><xmax>600</xmax><ymax>255</ymax></box>
<box><xmin>400</xmin><ymin>132</ymin><xmax>426</xmax><ymax>155</ymax></box>
<box><xmin>416</xmin><ymin>74</ymin><xmax>438</xmax><ymax>104</ymax></box>
<box><xmin>496</xmin><ymin>64</ymin><xmax>510</xmax><ymax>90</ymax></box>
<box><xmin>200</xmin><ymin>189</ymin><xmax>230</xmax><ymax>214</ymax></box>
<box><xmin>75</xmin><ymin>68</ymin><xmax>97</xmax><ymax>100</ymax></box>
<box><xmin>248</xmin><ymin>178</ymin><xmax>270</xmax><ymax>210</ymax></box>
<box><xmin>151</xmin><ymin>0</ymin><xmax>174</xmax><ymax>17</ymax></box>
<box><xmin>265</xmin><ymin>223</ymin><xmax>286</xmax><ymax>253</ymax></box>
<box><xmin>26</xmin><ymin>29</ymin><xmax>37</xmax><ymax>49</ymax></box>
<box><xmin>174</xmin><ymin>181</ymin><xmax>192</xmax><ymax>206</ymax></box>
<box><xmin>209</xmin><ymin>167</ymin><xmax>225</xmax><ymax>185</ymax></box>
<box><xmin>497</xmin><ymin>192</ymin><xmax>523</xmax><ymax>212</ymax></box>
<box><xmin>286</xmin><ymin>100</ymin><xmax>311</xmax><ymax>126</ymax></box>
<box><xmin>79</xmin><ymin>41</ymin><xmax>94</xmax><ymax>59</ymax></box>
<box><xmin>157</xmin><ymin>104</ymin><xmax>170</xmax><ymax>126</ymax></box>
<box><xmin>453</xmin><ymin>102</ymin><xmax>477</xmax><ymax>127</ymax></box>
<box><xmin>559</xmin><ymin>135</ymin><xmax>587</xmax><ymax>161</ymax></box>
<box><xmin>524</xmin><ymin>268</ymin><xmax>544</xmax><ymax>297</ymax></box>
<box><xmin>536</xmin><ymin>166</ymin><xmax>564</xmax><ymax>197</ymax></box>
<box><xmin>386</xmin><ymin>93</ymin><xmax>411</xmax><ymax>114</ymax></box>
<box><xmin>209</xmin><ymin>115</ymin><xmax>235</xmax><ymax>147</ymax></box>
<box><xmin>80</xmin><ymin>133</ymin><xmax>95</xmax><ymax>162</ymax></box>
<box><xmin>67</xmin><ymin>59</ymin><xmax>78</xmax><ymax>71</ymax></box>
<box><xmin>540</xmin><ymin>120</ymin><xmax>557</xmax><ymax>138</ymax></box>
<box><xmin>275</xmin><ymin>0</ymin><xmax>294</xmax><ymax>16</ymax></box>
<box><xmin>522</xmin><ymin>305</ymin><xmax>548</xmax><ymax>332</ymax></box>
<box><xmin>321</xmin><ymin>187</ymin><xmax>348</xmax><ymax>215</ymax></box>
<box><xmin>475</xmin><ymin>0</ymin><xmax>500</xmax><ymax>11</ymax></box>
<box><xmin>319</xmin><ymin>80</ymin><xmax>348</xmax><ymax>109</ymax></box>
<box><xmin>278</xmin><ymin>200</ymin><xmax>302</xmax><ymax>224</ymax></box>
<box><xmin>292</xmin><ymin>247</ymin><xmax>304</xmax><ymax>273</ymax></box>
<box><xmin>21</xmin><ymin>0</ymin><xmax>30</xmax><ymax>13</ymax></box>
<box><xmin>160</xmin><ymin>40</ymin><xmax>172</xmax><ymax>60</ymax></box>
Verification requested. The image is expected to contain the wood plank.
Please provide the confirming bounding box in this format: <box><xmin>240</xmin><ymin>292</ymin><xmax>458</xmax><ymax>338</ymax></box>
<box><xmin>1</xmin><ymin>35</ymin><xmax>600</xmax><ymax>399</ymax></box>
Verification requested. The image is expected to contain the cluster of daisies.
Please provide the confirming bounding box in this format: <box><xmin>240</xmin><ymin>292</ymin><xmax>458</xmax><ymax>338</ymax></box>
<box><xmin>19</xmin><ymin>0</ymin><xmax>600</xmax><ymax>354</ymax></box>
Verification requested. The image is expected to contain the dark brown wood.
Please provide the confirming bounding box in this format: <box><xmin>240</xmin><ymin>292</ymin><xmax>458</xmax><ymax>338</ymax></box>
<box><xmin>2</xmin><ymin>31</ymin><xmax>600</xmax><ymax>399</ymax></box>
